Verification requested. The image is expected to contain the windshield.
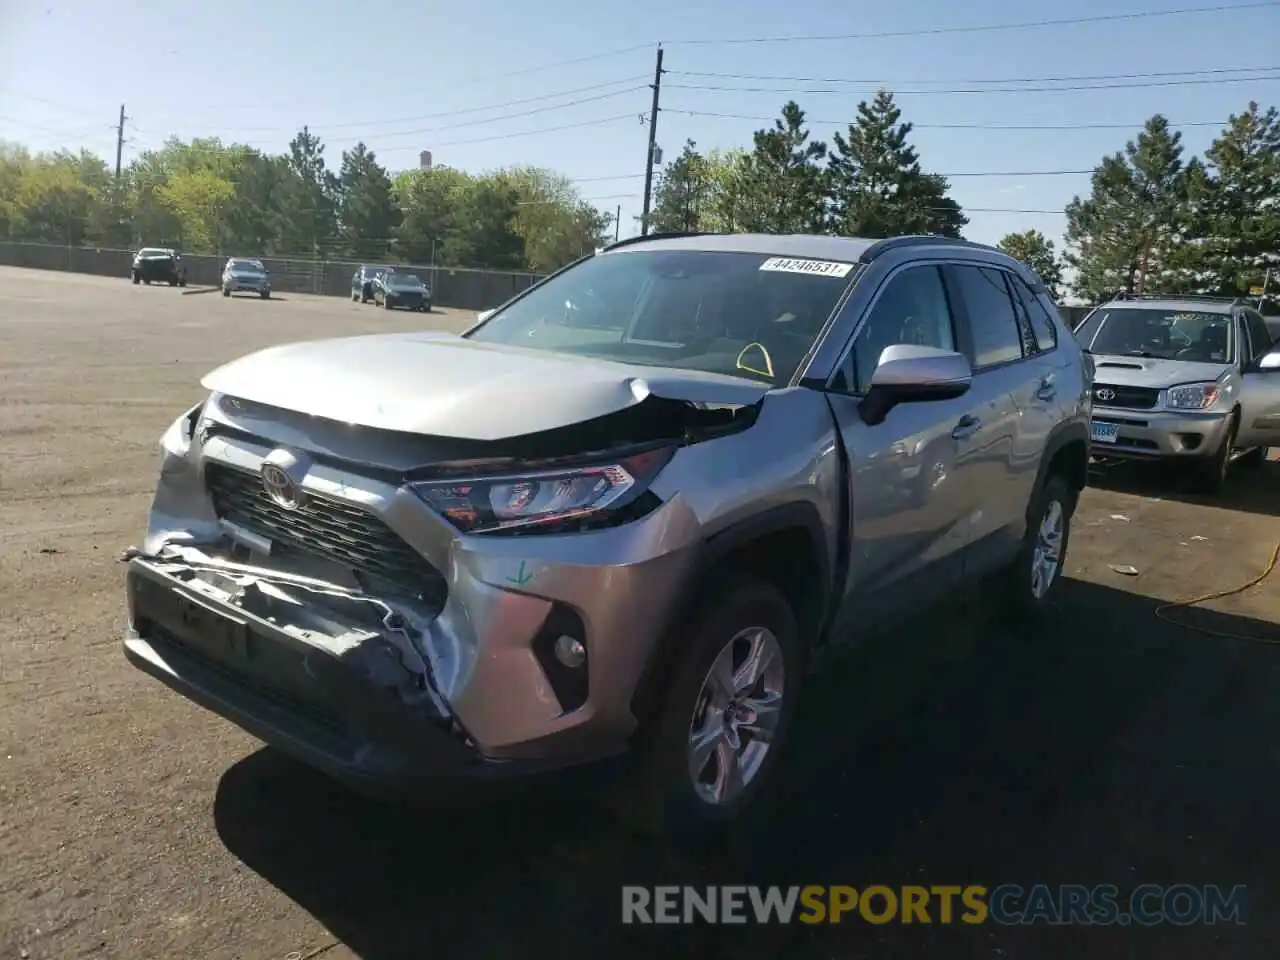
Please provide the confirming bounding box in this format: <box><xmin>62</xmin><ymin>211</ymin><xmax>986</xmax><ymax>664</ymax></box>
<box><xmin>392</xmin><ymin>274</ymin><xmax>422</xmax><ymax>287</ymax></box>
<box><xmin>1075</xmin><ymin>307</ymin><xmax>1233</xmax><ymax>363</ymax></box>
<box><xmin>464</xmin><ymin>249</ymin><xmax>857</xmax><ymax>384</ymax></box>
<box><xmin>229</xmin><ymin>260</ymin><xmax>263</xmax><ymax>272</ymax></box>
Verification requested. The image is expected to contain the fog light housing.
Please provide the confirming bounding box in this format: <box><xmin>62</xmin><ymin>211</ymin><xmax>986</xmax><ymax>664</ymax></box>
<box><xmin>554</xmin><ymin>635</ymin><xmax>586</xmax><ymax>669</ymax></box>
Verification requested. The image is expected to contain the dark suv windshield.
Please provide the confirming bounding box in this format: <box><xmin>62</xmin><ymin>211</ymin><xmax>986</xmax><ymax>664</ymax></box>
<box><xmin>464</xmin><ymin>249</ymin><xmax>857</xmax><ymax>384</ymax></box>
<box><xmin>1075</xmin><ymin>307</ymin><xmax>1233</xmax><ymax>363</ymax></box>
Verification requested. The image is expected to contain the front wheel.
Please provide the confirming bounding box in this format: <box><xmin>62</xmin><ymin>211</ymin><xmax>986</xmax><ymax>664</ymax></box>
<box><xmin>617</xmin><ymin>577</ymin><xmax>802</xmax><ymax>845</ymax></box>
<box><xmin>1188</xmin><ymin>414</ymin><xmax>1237</xmax><ymax>494</ymax></box>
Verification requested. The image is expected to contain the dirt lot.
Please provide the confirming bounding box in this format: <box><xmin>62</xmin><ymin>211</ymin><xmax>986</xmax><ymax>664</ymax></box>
<box><xmin>2</xmin><ymin>266</ymin><xmax>1279</xmax><ymax>959</ymax></box>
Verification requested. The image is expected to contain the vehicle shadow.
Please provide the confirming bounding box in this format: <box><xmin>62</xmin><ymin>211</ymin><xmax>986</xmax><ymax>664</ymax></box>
<box><xmin>214</xmin><ymin>578</ymin><xmax>1279</xmax><ymax>959</ymax></box>
<box><xmin>1088</xmin><ymin>454</ymin><xmax>1280</xmax><ymax>519</ymax></box>
<box><xmin>180</xmin><ymin>287</ymin><xmax>221</xmax><ymax>296</ymax></box>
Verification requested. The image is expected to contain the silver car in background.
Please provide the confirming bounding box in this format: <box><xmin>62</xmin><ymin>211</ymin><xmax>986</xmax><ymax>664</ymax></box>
<box><xmin>1073</xmin><ymin>294</ymin><xmax>1280</xmax><ymax>492</ymax></box>
<box><xmin>221</xmin><ymin>258</ymin><xmax>272</xmax><ymax>299</ymax></box>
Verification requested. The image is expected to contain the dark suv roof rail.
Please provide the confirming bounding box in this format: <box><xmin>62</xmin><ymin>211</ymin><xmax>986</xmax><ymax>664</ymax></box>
<box><xmin>602</xmin><ymin>231</ymin><xmax>716</xmax><ymax>252</ymax></box>
<box><xmin>1111</xmin><ymin>292</ymin><xmax>1243</xmax><ymax>306</ymax></box>
<box><xmin>859</xmin><ymin>234</ymin><xmax>1003</xmax><ymax>263</ymax></box>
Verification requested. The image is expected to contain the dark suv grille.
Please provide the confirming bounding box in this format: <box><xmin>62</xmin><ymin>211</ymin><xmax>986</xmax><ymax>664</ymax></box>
<box><xmin>204</xmin><ymin>462</ymin><xmax>442</xmax><ymax>596</ymax></box>
<box><xmin>1092</xmin><ymin>383</ymin><xmax>1160</xmax><ymax>410</ymax></box>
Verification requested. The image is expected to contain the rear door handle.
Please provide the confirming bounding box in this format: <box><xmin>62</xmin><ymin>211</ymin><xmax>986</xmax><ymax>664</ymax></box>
<box><xmin>1035</xmin><ymin>376</ymin><xmax>1057</xmax><ymax>401</ymax></box>
<box><xmin>952</xmin><ymin>415</ymin><xmax>982</xmax><ymax>440</ymax></box>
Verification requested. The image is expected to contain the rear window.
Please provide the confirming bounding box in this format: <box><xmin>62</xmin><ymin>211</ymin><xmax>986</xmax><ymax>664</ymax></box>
<box><xmin>466</xmin><ymin>250</ymin><xmax>859</xmax><ymax>385</ymax></box>
<box><xmin>1076</xmin><ymin>307</ymin><xmax>1232</xmax><ymax>363</ymax></box>
<box><xmin>138</xmin><ymin>248</ymin><xmax>169</xmax><ymax>257</ymax></box>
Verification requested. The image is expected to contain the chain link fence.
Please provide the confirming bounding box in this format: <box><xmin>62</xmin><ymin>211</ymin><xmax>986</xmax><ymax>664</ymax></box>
<box><xmin>0</xmin><ymin>241</ymin><xmax>547</xmax><ymax>311</ymax></box>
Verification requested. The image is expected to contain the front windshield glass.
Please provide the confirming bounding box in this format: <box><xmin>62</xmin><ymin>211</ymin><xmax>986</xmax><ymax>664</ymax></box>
<box><xmin>464</xmin><ymin>249</ymin><xmax>857</xmax><ymax>384</ymax></box>
<box><xmin>1077</xmin><ymin>307</ymin><xmax>1233</xmax><ymax>363</ymax></box>
<box><xmin>229</xmin><ymin>260</ymin><xmax>262</xmax><ymax>272</ymax></box>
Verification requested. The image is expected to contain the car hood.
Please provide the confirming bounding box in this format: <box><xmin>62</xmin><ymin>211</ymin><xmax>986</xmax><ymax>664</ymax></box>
<box><xmin>1089</xmin><ymin>354</ymin><xmax>1230</xmax><ymax>388</ymax></box>
<box><xmin>200</xmin><ymin>331</ymin><xmax>771</xmax><ymax>440</ymax></box>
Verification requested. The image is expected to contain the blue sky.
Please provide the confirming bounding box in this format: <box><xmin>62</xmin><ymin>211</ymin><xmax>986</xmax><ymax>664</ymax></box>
<box><xmin>2</xmin><ymin>0</ymin><xmax>1278</xmax><ymax>248</ymax></box>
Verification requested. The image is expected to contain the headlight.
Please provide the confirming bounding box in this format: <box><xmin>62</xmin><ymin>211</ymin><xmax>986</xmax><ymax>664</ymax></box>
<box><xmin>1165</xmin><ymin>382</ymin><xmax>1222</xmax><ymax>410</ymax></box>
<box><xmin>409</xmin><ymin>445</ymin><xmax>675</xmax><ymax>534</ymax></box>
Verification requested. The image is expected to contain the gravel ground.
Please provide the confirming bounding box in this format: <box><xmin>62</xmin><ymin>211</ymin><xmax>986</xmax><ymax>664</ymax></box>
<box><xmin>2</xmin><ymin>266</ymin><xmax>1279</xmax><ymax>960</ymax></box>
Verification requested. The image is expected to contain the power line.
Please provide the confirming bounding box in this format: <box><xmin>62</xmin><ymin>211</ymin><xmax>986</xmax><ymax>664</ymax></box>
<box><xmin>446</xmin><ymin>44</ymin><xmax>655</xmax><ymax>84</ymax></box>
<box><xmin>663</xmin><ymin>1</ymin><xmax>1280</xmax><ymax>45</ymax></box>
<box><xmin>168</xmin><ymin>76</ymin><xmax>652</xmax><ymax>133</ymax></box>
<box><xmin>667</xmin><ymin>64</ymin><xmax>1280</xmax><ymax>86</ymax></box>
<box><xmin>662</xmin><ymin>108</ymin><xmax>1229</xmax><ymax>130</ymax></box>
<box><xmin>666</xmin><ymin>73</ymin><xmax>1280</xmax><ymax>96</ymax></box>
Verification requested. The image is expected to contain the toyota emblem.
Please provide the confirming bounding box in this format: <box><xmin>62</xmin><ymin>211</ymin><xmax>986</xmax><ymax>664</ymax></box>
<box><xmin>261</xmin><ymin>462</ymin><xmax>304</xmax><ymax>510</ymax></box>
<box><xmin>1095</xmin><ymin>387</ymin><xmax>1116</xmax><ymax>402</ymax></box>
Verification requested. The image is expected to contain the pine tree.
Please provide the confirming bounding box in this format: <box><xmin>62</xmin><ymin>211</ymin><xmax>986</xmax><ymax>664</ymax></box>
<box><xmin>735</xmin><ymin>102</ymin><xmax>828</xmax><ymax>234</ymax></box>
<box><xmin>648</xmin><ymin>140</ymin><xmax>712</xmax><ymax>233</ymax></box>
<box><xmin>826</xmin><ymin>90</ymin><xmax>967</xmax><ymax>239</ymax></box>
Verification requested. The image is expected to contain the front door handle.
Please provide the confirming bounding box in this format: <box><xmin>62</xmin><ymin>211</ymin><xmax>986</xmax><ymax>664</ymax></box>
<box><xmin>952</xmin><ymin>415</ymin><xmax>982</xmax><ymax>440</ymax></box>
<box><xmin>1036</xmin><ymin>376</ymin><xmax>1057</xmax><ymax>401</ymax></box>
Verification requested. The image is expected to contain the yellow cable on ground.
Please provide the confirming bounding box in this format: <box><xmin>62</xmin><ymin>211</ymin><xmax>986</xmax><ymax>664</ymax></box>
<box><xmin>1153</xmin><ymin>535</ymin><xmax>1280</xmax><ymax>644</ymax></box>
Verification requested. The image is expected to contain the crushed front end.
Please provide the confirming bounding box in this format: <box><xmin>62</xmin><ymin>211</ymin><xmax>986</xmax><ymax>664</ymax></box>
<box><xmin>121</xmin><ymin>390</ymin><xmax>708</xmax><ymax>797</ymax></box>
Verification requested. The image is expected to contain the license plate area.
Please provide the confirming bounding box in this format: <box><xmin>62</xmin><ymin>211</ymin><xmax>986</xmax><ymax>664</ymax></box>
<box><xmin>134</xmin><ymin>577</ymin><xmax>254</xmax><ymax>665</ymax></box>
<box><xmin>1091</xmin><ymin>421</ymin><xmax>1120</xmax><ymax>444</ymax></box>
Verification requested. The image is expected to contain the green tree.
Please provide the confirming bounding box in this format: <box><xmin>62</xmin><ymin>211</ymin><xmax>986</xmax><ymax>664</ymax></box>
<box><xmin>827</xmin><ymin>90</ymin><xmax>967</xmax><ymax>238</ymax></box>
<box><xmin>1182</xmin><ymin>102</ymin><xmax>1280</xmax><ymax>297</ymax></box>
<box><xmin>221</xmin><ymin>151</ymin><xmax>293</xmax><ymax>254</ymax></box>
<box><xmin>997</xmin><ymin>229</ymin><xmax>1065</xmax><ymax>299</ymax></box>
<box><xmin>279</xmin><ymin>127</ymin><xmax>338</xmax><ymax>255</ymax></box>
<box><xmin>735</xmin><ymin>102</ymin><xmax>828</xmax><ymax>233</ymax></box>
<box><xmin>448</xmin><ymin>177</ymin><xmax>525</xmax><ymax>268</ymax></box>
<box><xmin>648</xmin><ymin>140</ymin><xmax>713</xmax><ymax>233</ymax></box>
<box><xmin>156</xmin><ymin>169</ymin><xmax>235</xmax><ymax>251</ymax></box>
<box><xmin>1064</xmin><ymin>115</ymin><xmax>1190</xmax><ymax>300</ymax></box>
<box><xmin>336</xmin><ymin>142</ymin><xmax>400</xmax><ymax>259</ymax></box>
<box><xmin>493</xmin><ymin>166</ymin><xmax>610</xmax><ymax>271</ymax></box>
<box><xmin>393</xmin><ymin>166</ymin><xmax>471</xmax><ymax>264</ymax></box>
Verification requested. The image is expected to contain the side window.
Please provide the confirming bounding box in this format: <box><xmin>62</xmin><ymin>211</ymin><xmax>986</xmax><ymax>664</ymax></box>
<box><xmin>950</xmin><ymin>265</ymin><xmax>1025</xmax><ymax>368</ymax></box>
<box><xmin>1246</xmin><ymin>310</ymin><xmax>1274</xmax><ymax>361</ymax></box>
<box><xmin>1001</xmin><ymin>273</ymin><xmax>1040</xmax><ymax>358</ymax></box>
<box><xmin>838</xmin><ymin>266</ymin><xmax>956</xmax><ymax>394</ymax></box>
<box><xmin>1010</xmin><ymin>274</ymin><xmax>1059</xmax><ymax>352</ymax></box>
<box><xmin>1237</xmin><ymin>315</ymin><xmax>1255</xmax><ymax>365</ymax></box>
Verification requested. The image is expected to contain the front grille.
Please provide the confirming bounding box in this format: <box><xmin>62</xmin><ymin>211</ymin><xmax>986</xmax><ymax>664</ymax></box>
<box><xmin>1093</xmin><ymin>383</ymin><xmax>1160</xmax><ymax>410</ymax></box>
<box><xmin>204</xmin><ymin>462</ymin><xmax>442</xmax><ymax>596</ymax></box>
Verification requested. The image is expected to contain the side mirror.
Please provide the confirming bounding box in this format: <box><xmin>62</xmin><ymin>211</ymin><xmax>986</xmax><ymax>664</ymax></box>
<box><xmin>1255</xmin><ymin>348</ymin><xmax>1280</xmax><ymax>372</ymax></box>
<box><xmin>858</xmin><ymin>344</ymin><xmax>972</xmax><ymax>426</ymax></box>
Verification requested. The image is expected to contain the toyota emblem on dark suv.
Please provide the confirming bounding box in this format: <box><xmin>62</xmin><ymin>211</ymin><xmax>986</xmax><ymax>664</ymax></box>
<box><xmin>1095</xmin><ymin>387</ymin><xmax>1116</xmax><ymax>402</ymax></box>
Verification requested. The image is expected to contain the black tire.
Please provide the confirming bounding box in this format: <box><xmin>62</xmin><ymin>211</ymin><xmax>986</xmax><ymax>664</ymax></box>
<box><xmin>1000</xmin><ymin>473</ymin><xmax>1075</xmax><ymax>620</ymax></box>
<box><xmin>615</xmin><ymin>576</ymin><xmax>803</xmax><ymax>846</ymax></box>
<box><xmin>1188</xmin><ymin>413</ymin><xmax>1237</xmax><ymax>494</ymax></box>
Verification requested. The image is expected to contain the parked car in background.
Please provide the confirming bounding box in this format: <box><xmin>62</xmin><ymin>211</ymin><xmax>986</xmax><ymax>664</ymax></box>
<box><xmin>131</xmin><ymin>248</ymin><xmax>186</xmax><ymax>287</ymax></box>
<box><xmin>373</xmin><ymin>271</ymin><xmax>431</xmax><ymax>311</ymax></box>
<box><xmin>351</xmin><ymin>264</ymin><xmax>392</xmax><ymax>303</ymax></box>
<box><xmin>1073</xmin><ymin>293</ymin><xmax>1280</xmax><ymax>492</ymax></box>
<box><xmin>221</xmin><ymin>258</ymin><xmax>272</xmax><ymax>299</ymax></box>
<box><xmin>121</xmin><ymin>232</ymin><xmax>1090</xmax><ymax>843</ymax></box>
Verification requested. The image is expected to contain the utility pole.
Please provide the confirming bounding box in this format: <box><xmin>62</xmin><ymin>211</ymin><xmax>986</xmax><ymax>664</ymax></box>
<box><xmin>114</xmin><ymin>104</ymin><xmax>126</xmax><ymax>182</ymax></box>
<box><xmin>639</xmin><ymin>45</ymin><xmax>664</xmax><ymax>237</ymax></box>
<box><xmin>615</xmin><ymin>204</ymin><xmax>621</xmax><ymax>242</ymax></box>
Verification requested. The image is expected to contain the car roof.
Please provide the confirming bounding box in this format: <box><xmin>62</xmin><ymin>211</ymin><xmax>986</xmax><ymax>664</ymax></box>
<box><xmin>1098</xmin><ymin>298</ymin><xmax>1237</xmax><ymax>315</ymax></box>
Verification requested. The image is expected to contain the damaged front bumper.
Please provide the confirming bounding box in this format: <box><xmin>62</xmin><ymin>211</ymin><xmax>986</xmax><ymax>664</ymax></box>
<box><xmin>123</xmin><ymin>547</ymin><xmax>585</xmax><ymax>798</ymax></box>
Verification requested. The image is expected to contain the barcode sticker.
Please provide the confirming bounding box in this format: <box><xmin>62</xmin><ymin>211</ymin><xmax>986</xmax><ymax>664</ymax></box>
<box><xmin>758</xmin><ymin>257</ymin><xmax>854</xmax><ymax>278</ymax></box>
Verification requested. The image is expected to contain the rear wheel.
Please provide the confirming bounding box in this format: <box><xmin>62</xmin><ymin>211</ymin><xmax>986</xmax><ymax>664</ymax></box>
<box><xmin>616</xmin><ymin>577</ymin><xmax>802</xmax><ymax>846</ymax></box>
<box><xmin>1001</xmin><ymin>473</ymin><xmax>1074</xmax><ymax>619</ymax></box>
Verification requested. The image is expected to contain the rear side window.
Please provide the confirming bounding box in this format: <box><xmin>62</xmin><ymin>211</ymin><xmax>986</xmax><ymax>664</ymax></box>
<box><xmin>1009</xmin><ymin>275</ymin><xmax>1059</xmax><ymax>352</ymax></box>
<box><xmin>949</xmin><ymin>265</ymin><xmax>1025</xmax><ymax>368</ymax></box>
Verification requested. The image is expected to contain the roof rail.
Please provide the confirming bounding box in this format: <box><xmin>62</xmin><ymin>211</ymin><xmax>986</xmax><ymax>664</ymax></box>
<box><xmin>858</xmin><ymin>234</ymin><xmax>1001</xmax><ymax>263</ymax></box>
<box><xmin>1110</xmin><ymin>292</ymin><xmax>1244</xmax><ymax>306</ymax></box>
<box><xmin>602</xmin><ymin>231</ymin><xmax>716</xmax><ymax>252</ymax></box>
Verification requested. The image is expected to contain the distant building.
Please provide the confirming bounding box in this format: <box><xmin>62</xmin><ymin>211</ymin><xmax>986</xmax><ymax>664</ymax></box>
<box><xmin>419</xmin><ymin>150</ymin><xmax>433</xmax><ymax>170</ymax></box>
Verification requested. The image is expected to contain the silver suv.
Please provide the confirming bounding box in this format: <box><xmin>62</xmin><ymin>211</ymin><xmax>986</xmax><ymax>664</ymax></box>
<box><xmin>1074</xmin><ymin>294</ymin><xmax>1280</xmax><ymax>492</ymax></box>
<box><xmin>121</xmin><ymin>233</ymin><xmax>1091</xmax><ymax>839</ymax></box>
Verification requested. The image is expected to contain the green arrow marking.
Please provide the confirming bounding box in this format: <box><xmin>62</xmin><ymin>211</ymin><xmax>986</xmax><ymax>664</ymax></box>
<box><xmin>505</xmin><ymin>560</ymin><xmax>534</xmax><ymax>586</ymax></box>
